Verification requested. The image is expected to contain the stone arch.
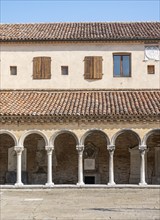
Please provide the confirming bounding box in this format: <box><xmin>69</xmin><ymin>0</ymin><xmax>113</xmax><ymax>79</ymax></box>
<box><xmin>112</xmin><ymin>129</ymin><xmax>141</xmax><ymax>184</ymax></box>
<box><xmin>80</xmin><ymin>129</ymin><xmax>110</xmax><ymax>146</ymax></box>
<box><xmin>20</xmin><ymin>130</ymin><xmax>49</xmax><ymax>185</ymax></box>
<box><xmin>80</xmin><ymin>129</ymin><xmax>110</xmax><ymax>184</ymax></box>
<box><xmin>50</xmin><ymin>129</ymin><xmax>79</xmax><ymax>184</ymax></box>
<box><xmin>19</xmin><ymin>130</ymin><xmax>49</xmax><ymax>147</ymax></box>
<box><xmin>143</xmin><ymin>129</ymin><xmax>160</xmax><ymax>184</ymax></box>
<box><xmin>142</xmin><ymin>128</ymin><xmax>160</xmax><ymax>146</ymax></box>
<box><xmin>0</xmin><ymin>130</ymin><xmax>18</xmax><ymax>146</ymax></box>
<box><xmin>50</xmin><ymin>129</ymin><xmax>79</xmax><ymax>147</ymax></box>
<box><xmin>0</xmin><ymin>130</ymin><xmax>18</xmax><ymax>184</ymax></box>
<box><xmin>111</xmin><ymin>129</ymin><xmax>141</xmax><ymax>146</ymax></box>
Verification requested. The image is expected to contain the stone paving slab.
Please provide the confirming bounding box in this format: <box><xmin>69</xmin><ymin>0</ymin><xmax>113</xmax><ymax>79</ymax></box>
<box><xmin>0</xmin><ymin>188</ymin><xmax>160</xmax><ymax>220</ymax></box>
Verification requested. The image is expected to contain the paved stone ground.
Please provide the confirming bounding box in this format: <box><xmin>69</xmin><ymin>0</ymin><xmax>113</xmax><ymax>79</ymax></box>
<box><xmin>0</xmin><ymin>187</ymin><xmax>160</xmax><ymax>220</ymax></box>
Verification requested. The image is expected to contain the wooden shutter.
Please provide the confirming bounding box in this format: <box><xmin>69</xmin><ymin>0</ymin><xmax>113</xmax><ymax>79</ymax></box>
<box><xmin>33</xmin><ymin>57</ymin><xmax>51</xmax><ymax>79</ymax></box>
<box><xmin>94</xmin><ymin>56</ymin><xmax>103</xmax><ymax>79</ymax></box>
<box><xmin>33</xmin><ymin>57</ymin><xmax>41</xmax><ymax>79</ymax></box>
<box><xmin>84</xmin><ymin>56</ymin><xmax>93</xmax><ymax>79</ymax></box>
<box><xmin>41</xmin><ymin>57</ymin><xmax>51</xmax><ymax>79</ymax></box>
<box><xmin>84</xmin><ymin>56</ymin><xmax>102</xmax><ymax>79</ymax></box>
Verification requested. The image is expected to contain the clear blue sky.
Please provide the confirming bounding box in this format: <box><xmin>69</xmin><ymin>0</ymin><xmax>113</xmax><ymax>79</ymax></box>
<box><xmin>1</xmin><ymin>0</ymin><xmax>160</xmax><ymax>24</ymax></box>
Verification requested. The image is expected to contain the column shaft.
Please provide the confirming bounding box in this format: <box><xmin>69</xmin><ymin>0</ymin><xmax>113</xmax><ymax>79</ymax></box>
<box><xmin>108</xmin><ymin>147</ymin><xmax>115</xmax><ymax>185</ymax></box>
<box><xmin>77</xmin><ymin>145</ymin><xmax>84</xmax><ymax>185</ymax></box>
<box><xmin>139</xmin><ymin>146</ymin><xmax>147</xmax><ymax>185</ymax></box>
<box><xmin>45</xmin><ymin>146</ymin><xmax>54</xmax><ymax>186</ymax></box>
<box><xmin>14</xmin><ymin>147</ymin><xmax>23</xmax><ymax>186</ymax></box>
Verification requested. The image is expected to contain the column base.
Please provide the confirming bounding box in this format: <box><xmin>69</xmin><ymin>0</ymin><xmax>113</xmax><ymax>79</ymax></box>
<box><xmin>15</xmin><ymin>182</ymin><xmax>23</xmax><ymax>187</ymax></box>
<box><xmin>77</xmin><ymin>182</ymin><xmax>85</xmax><ymax>186</ymax></box>
<box><xmin>139</xmin><ymin>182</ymin><xmax>147</xmax><ymax>186</ymax></box>
<box><xmin>108</xmin><ymin>182</ymin><xmax>116</xmax><ymax>186</ymax></box>
<box><xmin>45</xmin><ymin>182</ymin><xmax>54</xmax><ymax>187</ymax></box>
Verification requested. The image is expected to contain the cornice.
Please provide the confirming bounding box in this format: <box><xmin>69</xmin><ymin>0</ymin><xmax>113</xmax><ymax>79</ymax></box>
<box><xmin>0</xmin><ymin>114</ymin><xmax>159</xmax><ymax>125</ymax></box>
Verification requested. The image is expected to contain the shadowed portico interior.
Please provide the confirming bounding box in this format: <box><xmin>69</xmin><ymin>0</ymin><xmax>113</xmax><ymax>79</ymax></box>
<box><xmin>0</xmin><ymin>128</ymin><xmax>159</xmax><ymax>186</ymax></box>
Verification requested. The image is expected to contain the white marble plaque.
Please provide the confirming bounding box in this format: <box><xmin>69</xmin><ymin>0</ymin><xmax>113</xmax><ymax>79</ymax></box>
<box><xmin>84</xmin><ymin>159</ymin><xmax>95</xmax><ymax>170</ymax></box>
<box><xmin>145</xmin><ymin>46</ymin><xmax>160</xmax><ymax>60</ymax></box>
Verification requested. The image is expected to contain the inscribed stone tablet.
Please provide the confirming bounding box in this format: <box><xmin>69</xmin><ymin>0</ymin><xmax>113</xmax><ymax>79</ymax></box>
<box><xmin>84</xmin><ymin>159</ymin><xmax>95</xmax><ymax>170</ymax></box>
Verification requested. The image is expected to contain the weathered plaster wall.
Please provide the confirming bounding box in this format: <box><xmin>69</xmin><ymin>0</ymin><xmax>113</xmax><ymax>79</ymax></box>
<box><xmin>1</xmin><ymin>42</ymin><xmax>159</xmax><ymax>89</ymax></box>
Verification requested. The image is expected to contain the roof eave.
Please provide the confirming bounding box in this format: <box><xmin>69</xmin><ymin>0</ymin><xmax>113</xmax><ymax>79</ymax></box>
<box><xmin>1</xmin><ymin>38</ymin><xmax>160</xmax><ymax>43</ymax></box>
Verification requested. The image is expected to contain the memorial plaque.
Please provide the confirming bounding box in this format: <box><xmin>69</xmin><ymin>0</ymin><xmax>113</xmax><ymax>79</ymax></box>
<box><xmin>84</xmin><ymin>159</ymin><xmax>95</xmax><ymax>170</ymax></box>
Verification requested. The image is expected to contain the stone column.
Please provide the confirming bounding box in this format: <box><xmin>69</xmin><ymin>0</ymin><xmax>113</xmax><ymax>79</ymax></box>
<box><xmin>107</xmin><ymin>145</ymin><xmax>115</xmax><ymax>185</ymax></box>
<box><xmin>139</xmin><ymin>145</ymin><xmax>147</xmax><ymax>185</ymax></box>
<box><xmin>45</xmin><ymin>146</ymin><xmax>54</xmax><ymax>187</ymax></box>
<box><xmin>14</xmin><ymin>146</ymin><xmax>24</xmax><ymax>186</ymax></box>
<box><xmin>76</xmin><ymin>145</ymin><xmax>84</xmax><ymax>185</ymax></box>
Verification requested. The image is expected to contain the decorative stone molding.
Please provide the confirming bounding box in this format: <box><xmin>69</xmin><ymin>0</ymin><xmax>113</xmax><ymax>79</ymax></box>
<box><xmin>14</xmin><ymin>146</ymin><xmax>24</xmax><ymax>153</ymax></box>
<box><xmin>76</xmin><ymin>145</ymin><xmax>84</xmax><ymax>152</ymax></box>
<box><xmin>107</xmin><ymin>145</ymin><xmax>115</xmax><ymax>152</ymax></box>
<box><xmin>45</xmin><ymin>145</ymin><xmax>54</xmax><ymax>153</ymax></box>
<box><xmin>139</xmin><ymin>145</ymin><xmax>147</xmax><ymax>152</ymax></box>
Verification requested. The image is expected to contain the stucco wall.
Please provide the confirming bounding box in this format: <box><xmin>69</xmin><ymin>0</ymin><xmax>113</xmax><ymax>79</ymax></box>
<box><xmin>1</xmin><ymin>42</ymin><xmax>159</xmax><ymax>89</ymax></box>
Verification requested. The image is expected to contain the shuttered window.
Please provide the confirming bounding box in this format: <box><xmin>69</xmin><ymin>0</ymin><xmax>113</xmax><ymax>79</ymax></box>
<box><xmin>84</xmin><ymin>56</ymin><xmax>103</xmax><ymax>79</ymax></box>
<box><xmin>33</xmin><ymin>57</ymin><xmax>51</xmax><ymax>79</ymax></box>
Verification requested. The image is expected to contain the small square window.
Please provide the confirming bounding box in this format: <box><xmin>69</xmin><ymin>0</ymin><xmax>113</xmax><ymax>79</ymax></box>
<box><xmin>61</xmin><ymin>66</ymin><xmax>68</xmax><ymax>75</ymax></box>
<box><xmin>147</xmin><ymin>65</ymin><xmax>155</xmax><ymax>74</ymax></box>
<box><xmin>10</xmin><ymin>66</ymin><xmax>17</xmax><ymax>75</ymax></box>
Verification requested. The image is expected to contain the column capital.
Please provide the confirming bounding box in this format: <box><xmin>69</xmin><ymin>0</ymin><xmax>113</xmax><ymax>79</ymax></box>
<box><xmin>139</xmin><ymin>145</ymin><xmax>147</xmax><ymax>151</ymax></box>
<box><xmin>107</xmin><ymin>145</ymin><xmax>115</xmax><ymax>151</ymax></box>
<box><xmin>76</xmin><ymin>145</ymin><xmax>84</xmax><ymax>152</ymax></box>
<box><xmin>45</xmin><ymin>145</ymin><xmax>54</xmax><ymax>153</ymax></box>
<box><xmin>14</xmin><ymin>146</ymin><xmax>24</xmax><ymax>153</ymax></box>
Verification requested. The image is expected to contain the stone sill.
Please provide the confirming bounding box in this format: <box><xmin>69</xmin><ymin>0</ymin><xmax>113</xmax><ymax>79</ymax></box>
<box><xmin>0</xmin><ymin>184</ymin><xmax>160</xmax><ymax>190</ymax></box>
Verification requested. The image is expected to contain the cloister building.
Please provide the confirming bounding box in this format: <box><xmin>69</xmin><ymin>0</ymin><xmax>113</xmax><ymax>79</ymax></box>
<box><xmin>0</xmin><ymin>22</ymin><xmax>160</xmax><ymax>187</ymax></box>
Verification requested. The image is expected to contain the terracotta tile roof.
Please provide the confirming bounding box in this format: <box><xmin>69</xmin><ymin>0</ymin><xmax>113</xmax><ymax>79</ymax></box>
<box><xmin>1</xmin><ymin>22</ymin><xmax>160</xmax><ymax>42</ymax></box>
<box><xmin>0</xmin><ymin>90</ymin><xmax>159</xmax><ymax>123</ymax></box>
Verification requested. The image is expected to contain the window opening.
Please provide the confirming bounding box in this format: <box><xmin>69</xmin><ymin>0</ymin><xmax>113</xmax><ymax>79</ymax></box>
<box><xmin>113</xmin><ymin>54</ymin><xmax>131</xmax><ymax>77</ymax></box>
